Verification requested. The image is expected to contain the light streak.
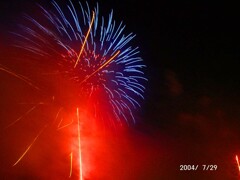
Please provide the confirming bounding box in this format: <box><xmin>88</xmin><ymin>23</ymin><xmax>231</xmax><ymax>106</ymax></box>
<box><xmin>5</xmin><ymin>105</ymin><xmax>38</xmax><ymax>129</ymax></box>
<box><xmin>57</xmin><ymin>118</ymin><xmax>64</xmax><ymax>128</ymax></box>
<box><xmin>17</xmin><ymin>102</ymin><xmax>45</xmax><ymax>105</ymax></box>
<box><xmin>13</xmin><ymin>125</ymin><xmax>47</xmax><ymax>166</ymax></box>
<box><xmin>236</xmin><ymin>155</ymin><xmax>240</xmax><ymax>173</ymax></box>
<box><xmin>69</xmin><ymin>152</ymin><xmax>73</xmax><ymax>178</ymax></box>
<box><xmin>52</xmin><ymin>107</ymin><xmax>63</xmax><ymax>125</ymax></box>
<box><xmin>0</xmin><ymin>64</ymin><xmax>40</xmax><ymax>91</ymax></box>
<box><xmin>79</xmin><ymin>50</ymin><xmax>120</xmax><ymax>85</ymax></box>
<box><xmin>76</xmin><ymin>108</ymin><xmax>83</xmax><ymax>180</ymax></box>
<box><xmin>74</xmin><ymin>11</ymin><xmax>95</xmax><ymax>68</ymax></box>
<box><xmin>57</xmin><ymin>118</ymin><xmax>74</xmax><ymax>130</ymax></box>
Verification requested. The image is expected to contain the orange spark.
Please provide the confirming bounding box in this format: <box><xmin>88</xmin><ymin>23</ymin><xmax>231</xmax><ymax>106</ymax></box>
<box><xmin>0</xmin><ymin>64</ymin><xmax>40</xmax><ymax>90</ymax></box>
<box><xmin>52</xmin><ymin>107</ymin><xmax>63</xmax><ymax>125</ymax></box>
<box><xmin>13</xmin><ymin>125</ymin><xmax>47</xmax><ymax>166</ymax></box>
<box><xmin>236</xmin><ymin>155</ymin><xmax>240</xmax><ymax>173</ymax></box>
<box><xmin>5</xmin><ymin>105</ymin><xmax>38</xmax><ymax>129</ymax></box>
<box><xmin>80</xmin><ymin>50</ymin><xmax>120</xmax><ymax>85</ymax></box>
<box><xmin>74</xmin><ymin>11</ymin><xmax>95</xmax><ymax>68</ymax></box>
<box><xmin>76</xmin><ymin>108</ymin><xmax>83</xmax><ymax>180</ymax></box>
<box><xmin>57</xmin><ymin>118</ymin><xmax>74</xmax><ymax>130</ymax></box>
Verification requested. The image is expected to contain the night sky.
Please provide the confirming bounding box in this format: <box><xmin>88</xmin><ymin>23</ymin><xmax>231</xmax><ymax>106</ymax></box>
<box><xmin>1</xmin><ymin>0</ymin><xmax>240</xmax><ymax>179</ymax></box>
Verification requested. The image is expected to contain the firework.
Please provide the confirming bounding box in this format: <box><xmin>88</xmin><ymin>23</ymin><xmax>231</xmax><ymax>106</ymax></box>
<box><xmin>13</xmin><ymin>0</ymin><xmax>147</xmax><ymax>126</ymax></box>
<box><xmin>2</xmin><ymin>0</ymin><xmax>147</xmax><ymax>179</ymax></box>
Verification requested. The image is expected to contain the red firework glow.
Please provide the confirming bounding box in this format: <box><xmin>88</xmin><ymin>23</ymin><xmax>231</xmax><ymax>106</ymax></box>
<box><xmin>0</xmin><ymin>46</ymin><xmax>143</xmax><ymax>179</ymax></box>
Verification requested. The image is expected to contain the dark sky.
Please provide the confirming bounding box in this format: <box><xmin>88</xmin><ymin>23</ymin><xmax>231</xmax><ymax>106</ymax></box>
<box><xmin>1</xmin><ymin>0</ymin><xmax>240</xmax><ymax>179</ymax></box>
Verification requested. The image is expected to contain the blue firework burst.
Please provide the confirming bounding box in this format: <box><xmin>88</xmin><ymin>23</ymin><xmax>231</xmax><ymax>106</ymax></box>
<box><xmin>13</xmin><ymin>0</ymin><xmax>147</xmax><ymax>125</ymax></box>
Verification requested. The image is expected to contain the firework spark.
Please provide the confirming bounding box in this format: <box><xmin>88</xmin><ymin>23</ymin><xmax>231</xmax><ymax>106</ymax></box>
<box><xmin>76</xmin><ymin>108</ymin><xmax>83</xmax><ymax>180</ymax></box>
<box><xmin>12</xmin><ymin>125</ymin><xmax>48</xmax><ymax>167</ymax></box>
<box><xmin>75</xmin><ymin>11</ymin><xmax>95</xmax><ymax>68</ymax></box>
<box><xmin>236</xmin><ymin>155</ymin><xmax>240</xmax><ymax>174</ymax></box>
<box><xmin>69</xmin><ymin>152</ymin><xmax>73</xmax><ymax>178</ymax></box>
<box><xmin>0</xmin><ymin>64</ymin><xmax>40</xmax><ymax>91</ymax></box>
<box><xmin>5</xmin><ymin>105</ymin><xmax>37</xmax><ymax>129</ymax></box>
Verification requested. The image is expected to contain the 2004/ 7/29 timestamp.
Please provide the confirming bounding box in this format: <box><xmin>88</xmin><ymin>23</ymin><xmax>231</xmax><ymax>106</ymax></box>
<box><xmin>180</xmin><ymin>165</ymin><xmax>218</xmax><ymax>171</ymax></box>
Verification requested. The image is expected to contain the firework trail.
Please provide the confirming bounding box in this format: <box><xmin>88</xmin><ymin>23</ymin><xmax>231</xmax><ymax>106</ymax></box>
<box><xmin>2</xmin><ymin>0</ymin><xmax>147</xmax><ymax>178</ymax></box>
